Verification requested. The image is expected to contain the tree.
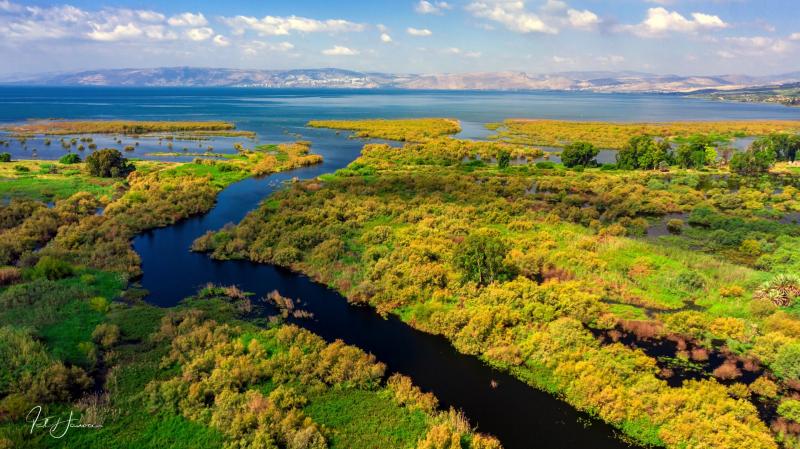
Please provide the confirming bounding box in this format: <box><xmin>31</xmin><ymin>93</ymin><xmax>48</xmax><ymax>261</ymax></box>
<box><xmin>560</xmin><ymin>142</ymin><xmax>598</xmax><ymax>168</ymax></box>
<box><xmin>616</xmin><ymin>135</ymin><xmax>673</xmax><ymax>170</ymax></box>
<box><xmin>85</xmin><ymin>149</ymin><xmax>133</xmax><ymax>178</ymax></box>
<box><xmin>497</xmin><ymin>150</ymin><xmax>511</xmax><ymax>169</ymax></box>
<box><xmin>753</xmin><ymin>133</ymin><xmax>800</xmax><ymax>162</ymax></box>
<box><xmin>453</xmin><ymin>228</ymin><xmax>511</xmax><ymax>286</ymax></box>
<box><xmin>58</xmin><ymin>153</ymin><xmax>81</xmax><ymax>164</ymax></box>
<box><xmin>0</xmin><ymin>152</ymin><xmax>10</xmax><ymax>162</ymax></box>
<box><xmin>730</xmin><ymin>144</ymin><xmax>776</xmax><ymax>176</ymax></box>
<box><xmin>676</xmin><ymin>135</ymin><xmax>718</xmax><ymax>169</ymax></box>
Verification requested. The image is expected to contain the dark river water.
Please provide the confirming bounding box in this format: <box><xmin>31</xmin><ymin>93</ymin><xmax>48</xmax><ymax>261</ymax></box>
<box><xmin>5</xmin><ymin>87</ymin><xmax>800</xmax><ymax>448</ymax></box>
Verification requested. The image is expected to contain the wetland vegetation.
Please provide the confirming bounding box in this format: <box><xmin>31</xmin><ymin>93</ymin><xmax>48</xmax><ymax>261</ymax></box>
<box><xmin>5</xmin><ymin>116</ymin><xmax>800</xmax><ymax>449</ymax></box>
<box><xmin>192</xmin><ymin>119</ymin><xmax>800</xmax><ymax>449</ymax></box>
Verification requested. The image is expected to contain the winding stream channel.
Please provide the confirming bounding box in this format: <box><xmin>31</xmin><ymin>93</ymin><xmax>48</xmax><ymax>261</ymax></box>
<box><xmin>133</xmin><ymin>131</ymin><xmax>633</xmax><ymax>449</ymax></box>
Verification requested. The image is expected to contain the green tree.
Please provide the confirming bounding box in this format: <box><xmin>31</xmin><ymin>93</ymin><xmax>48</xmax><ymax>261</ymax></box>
<box><xmin>560</xmin><ymin>142</ymin><xmax>598</xmax><ymax>168</ymax></box>
<box><xmin>85</xmin><ymin>148</ymin><xmax>133</xmax><ymax>178</ymax></box>
<box><xmin>497</xmin><ymin>150</ymin><xmax>511</xmax><ymax>169</ymax></box>
<box><xmin>676</xmin><ymin>135</ymin><xmax>718</xmax><ymax>169</ymax></box>
<box><xmin>730</xmin><ymin>144</ymin><xmax>776</xmax><ymax>176</ymax></box>
<box><xmin>753</xmin><ymin>133</ymin><xmax>800</xmax><ymax>162</ymax></box>
<box><xmin>0</xmin><ymin>152</ymin><xmax>10</xmax><ymax>163</ymax></box>
<box><xmin>453</xmin><ymin>229</ymin><xmax>511</xmax><ymax>286</ymax></box>
<box><xmin>616</xmin><ymin>135</ymin><xmax>673</xmax><ymax>170</ymax></box>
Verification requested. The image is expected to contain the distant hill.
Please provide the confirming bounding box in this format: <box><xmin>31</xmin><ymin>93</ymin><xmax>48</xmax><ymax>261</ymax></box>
<box><xmin>691</xmin><ymin>82</ymin><xmax>800</xmax><ymax>107</ymax></box>
<box><xmin>3</xmin><ymin>67</ymin><xmax>800</xmax><ymax>94</ymax></box>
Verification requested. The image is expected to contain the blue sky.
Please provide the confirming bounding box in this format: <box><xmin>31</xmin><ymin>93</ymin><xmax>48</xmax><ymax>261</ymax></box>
<box><xmin>1</xmin><ymin>0</ymin><xmax>798</xmax><ymax>76</ymax></box>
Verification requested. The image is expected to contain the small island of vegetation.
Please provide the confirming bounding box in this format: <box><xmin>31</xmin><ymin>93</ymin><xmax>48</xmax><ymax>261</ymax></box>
<box><xmin>307</xmin><ymin>118</ymin><xmax>462</xmax><ymax>142</ymax></box>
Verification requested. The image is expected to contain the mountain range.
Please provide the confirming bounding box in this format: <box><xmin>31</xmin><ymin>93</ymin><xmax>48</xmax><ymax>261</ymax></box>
<box><xmin>3</xmin><ymin>67</ymin><xmax>800</xmax><ymax>94</ymax></box>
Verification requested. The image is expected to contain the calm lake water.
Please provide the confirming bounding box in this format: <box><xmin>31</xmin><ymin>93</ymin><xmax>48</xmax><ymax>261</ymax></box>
<box><xmin>3</xmin><ymin>87</ymin><xmax>799</xmax><ymax>448</ymax></box>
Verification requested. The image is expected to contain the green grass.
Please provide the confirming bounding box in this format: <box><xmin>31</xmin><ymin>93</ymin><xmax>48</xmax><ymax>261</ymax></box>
<box><xmin>39</xmin><ymin>298</ymin><xmax>104</xmax><ymax>365</ymax></box>
<box><xmin>23</xmin><ymin>412</ymin><xmax>225</xmax><ymax>449</ymax></box>
<box><xmin>305</xmin><ymin>388</ymin><xmax>429</xmax><ymax>449</ymax></box>
<box><xmin>0</xmin><ymin>172</ymin><xmax>116</xmax><ymax>202</ymax></box>
<box><xmin>158</xmin><ymin>162</ymin><xmax>248</xmax><ymax>189</ymax></box>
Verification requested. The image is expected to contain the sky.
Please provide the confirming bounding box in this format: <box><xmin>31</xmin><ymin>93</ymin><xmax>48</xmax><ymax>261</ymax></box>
<box><xmin>0</xmin><ymin>0</ymin><xmax>798</xmax><ymax>76</ymax></box>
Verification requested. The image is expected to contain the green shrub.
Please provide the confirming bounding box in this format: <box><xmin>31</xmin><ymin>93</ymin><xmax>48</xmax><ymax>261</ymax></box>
<box><xmin>778</xmin><ymin>399</ymin><xmax>800</xmax><ymax>423</ymax></box>
<box><xmin>666</xmin><ymin>219</ymin><xmax>684</xmax><ymax>234</ymax></box>
<box><xmin>89</xmin><ymin>296</ymin><xmax>110</xmax><ymax>313</ymax></box>
<box><xmin>535</xmin><ymin>161</ymin><xmax>555</xmax><ymax>169</ymax></box>
<box><xmin>273</xmin><ymin>246</ymin><xmax>302</xmax><ymax>266</ymax></box>
<box><xmin>30</xmin><ymin>256</ymin><xmax>74</xmax><ymax>280</ymax></box>
<box><xmin>773</xmin><ymin>343</ymin><xmax>800</xmax><ymax>381</ymax></box>
<box><xmin>676</xmin><ymin>271</ymin><xmax>706</xmax><ymax>291</ymax></box>
<box><xmin>92</xmin><ymin>323</ymin><xmax>120</xmax><ymax>348</ymax></box>
<box><xmin>58</xmin><ymin>153</ymin><xmax>81</xmax><ymax>164</ymax></box>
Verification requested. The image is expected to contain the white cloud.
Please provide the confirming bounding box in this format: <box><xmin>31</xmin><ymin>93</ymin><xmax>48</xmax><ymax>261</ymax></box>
<box><xmin>137</xmin><ymin>11</ymin><xmax>165</xmax><ymax>23</ymax></box>
<box><xmin>407</xmin><ymin>27</ymin><xmax>432</xmax><ymax>36</ymax></box>
<box><xmin>0</xmin><ymin>4</ymin><xmax>187</xmax><ymax>43</ymax></box>
<box><xmin>444</xmin><ymin>47</ymin><xmax>481</xmax><ymax>58</ymax></box>
<box><xmin>241</xmin><ymin>40</ymin><xmax>294</xmax><ymax>56</ymax></box>
<box><xmin>186</xmin><ymin>27</ymin><xmax>214</xmax><ymax>41</ymax></box>
<box><xmin>415</xmin><ymin>1</ymin><xmax>452</xmax><ymax>15</ymax></box>
<box><xmin>791</xmin><ymin>32</ymin><xmax>800</xmax><ymax>41</ymax></box>
<box><xmin>466</xmin><ymin>0</ymin><xmax>557</xmax><ymax>34</ymax></box>
<box><xmin>322</xmin><ymin>45</ymin><xmax>359</xmax><ymax>56</ymax></box>
<box><xmin>621</xmin><ymin>7</ymin><xmax>728</xmax><ymax>38</ymax></box>
<box><xmin>380</xmin><ymin>32</ymin><xmax>392</xmax><ymax>43</ymax></box>
<box><xmin>167</xmin><ymin>12</ymin><xmax>207</xmax><ymax>27</ymax></box>
<box><xmin>222</xmin><ymin>15</ymin><xmax>364</xmax><ymax>36</ymax></box>
<box><xmin>552</xmin><ymin>55</ymin><xmax>574</xmax><ymax>64</ymax></box>
<box><xmin>567</xmin><ymin>9</ymin><xmax>599</xmax><ymax>29</ymax></box>
<box><xmin>87</xmin><ymin>23</ymin><xmax>143</xmax><ymax>41</ymax></box>
<box><xmin>0</xmin><ymin>0</ymin><xmax>21</xmax><ymax>12</ymax></box>
<box><xmin>724</xmin><ymin>36</ymin><xmax>791</xmax><ymax>55</ymax></box>
<box><xmin>213</xmin><ymin>34</ymin><xmax>230</xmax><ymax>47</ymax></box>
